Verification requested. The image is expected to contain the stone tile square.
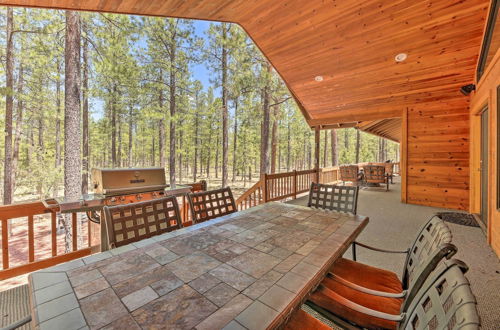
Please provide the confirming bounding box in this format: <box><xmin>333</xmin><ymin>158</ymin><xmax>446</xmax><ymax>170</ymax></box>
<box><xmin>44</xmin><ymin>259</ymin><xmax>85</xmax><ymax>272</ymax></box>
<box><xmin>243</xmin><ymin>270</ymin><xmax>283</xmax><ymax>300</ymax></box>
<box><xmin>273</xmin><ymin>253</ymin><xmax>304</xmax><ymax>273</ymax></box>
<box><xmin>258</xmin><ymin>285</ymin><xmax>295</xmax><ymax>312</ymax></box>
<box><xmin>31</xmin><ymin>272</ymin><xmax>68</xmax><ymax>291</ymax></box>
<box><xmin>82</xmin><ymin>251</ymin><xmax>113</xmax><ymax>265</ymax></box>
<box><xmin>189</xmin><ymin>273</ymin><xmax>221</xmax><ymax>294</ymax></box>
<box><xmin>166</xmin><ymin>251</ymin><xmax>221</xmax><ymax>282</ymax></box>
<box><xmin>122</xmin><ymin>286</ymin><xmax>159</xmax><ymax>311</ymax></box>
<box><xmin>302</xmin><ymin>252</ymin><xmax>331</xmax><ymax>268</ymax></box>
<box><xmin>74</xmin><ymin>277</ymin><xmax>110</xmax><ymax>299</ymax></box>
<box><xmin>209</xmin><ymin>264</ymin><xmax>256</xmax><ymax>291</ymax></box>
<box><xmin>290</xmin><ymin>260</ymin><xmax>321</xmax><ymax>278</ymax></box>
<box><xmin>254</xmin><ymin>242</ymin><xmax>275</xmax><ymax>253</ymax></box>
<box><xmin>296</xmin><ymin>240</ymin><xmax>321</xmax><ymax>256</ymax></box>
<box><xmin>204</xmin><ymin>283</ymin><xmax>239</xmax><ymax>307</ymax></box>
<box><xmin>222</xmin><ymin>321</ymin><xmax>247</xmax><ymax>330</ymax></box>
<box><xmin>69</xmin><ymin>269</ymin><xmax>102</xmax><ymax>287</ymax></box>
<box><xmin>39</xmin><ymin>307</ymin><xmax>86</xmax><ymax>330</ymax></box>
<box><xmin>229</xmin><ymin>230</ymin><xmax>270</xmax><ymax>247</ymax></box>
<box><xmin>145</xmin><ymin>244</ymin><xmax>180</xmax><ymax>265</ymax></box>
<box><xmin>276</xmin><ymin>272</ymin><xmax>309</xmax><ymax>294</ymax></box>
<box><xmin>34</xmin><ymin>280</ymin><xmax>73</xmax><ymax>305</ymax></box>
<box><xmin>227</xmin><ymin>249</ymin><xmax>281</xmax><ymax>278</ymax></box>
<box><xmin>112</xmin><ymin>266</ymin><xmax>179</xmax><ymax>298</ymax></box>
<box><xmin>37</xmin><ymin>293</ymin><xmax>79</xmax><ymax>322</ymax></box>
<box><xmin>218</xmin><ymin>223</ymin><xmax>246</xmax><ymax>233</ymax></box>
<box><xmin>195</xmin><ymin>294</ymin><xmax>252</xmax><ymax>330</ymax></box>
<box><xmin>132</xmin><ymin>285</ymin><xmax>217</xmax><ymax>329</ymax></box>
<box><xmin>227</xmin><ymin>243</ymin><xmax>249</xmax><ymax>254</ymax></box>
<box><xmin>80</xmin><ymin>288</ymin><xmax>128</xmax><ymax>329</ymax></box>
<box><xmin>235</xmin><ymin>300</ymin><xmax>279</xmax><ymax>330</ymax></box>
<box><xmin>109</xmin><ymin>244</ymin><xmax>137</xmax><ymax>256</ymax></box>
<box><xmin>99</xmin><ymin>254</ymin><xmax>160</xmax><ymax>285</ymax></box>
<box><xmin>270</xmin><ymin>247</ymin><xmax>293</xmax><ymax>259</ymax></box>
<box><xmin>100</xmin><ymin>314</ymin><xmax>141</xmax><ymax>330</ymax></box>
<box><xmin>161</xmin><ymin>237</ymin><xmax>196</xmax><ymax>256</ymax></box>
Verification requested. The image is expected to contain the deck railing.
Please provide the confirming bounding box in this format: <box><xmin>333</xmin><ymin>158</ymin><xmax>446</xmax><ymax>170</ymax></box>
<box><xmin>236</xmin><ymin>167</ymin><xmax>340</xmax><ymax>210</ymax></box>
<box><xmin>0</xmin><ymin>202</ymin><xmax>98</xmax><ymax>281</ymax></box>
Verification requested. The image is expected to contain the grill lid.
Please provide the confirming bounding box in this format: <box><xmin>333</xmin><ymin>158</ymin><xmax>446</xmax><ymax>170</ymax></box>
<box><xmin>92</xmin><ymin>168</ymin><xmax>167</xmax><ymax>195</ymax></box>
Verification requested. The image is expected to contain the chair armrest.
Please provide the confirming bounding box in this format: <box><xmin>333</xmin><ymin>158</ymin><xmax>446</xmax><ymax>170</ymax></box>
<box><xmin>317</xmin><ymin>284</ymin><xmax>406</xmax><ymax>322</ymax></box>
<box><xmin>353</xmin><ymin>241</ymin><xmax>409</xmax><ymax>254</ymax></box>
<box><xmin>328</xmin><ymin>273</ymin><xmax>407</xmax><ymax>298</ymax></box>
<box><xmin>1</xmin><ymin>315</ymin><xmax>32</xmax><ymax>330</ymax></box>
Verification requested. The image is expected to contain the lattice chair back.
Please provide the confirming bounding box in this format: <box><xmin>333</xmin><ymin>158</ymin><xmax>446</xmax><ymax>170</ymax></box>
<box><xmin>339</xmin><ymin>165</ymin><xmax>359</xmax><ymax>182</ymax></box>
<box><xmin>403</xmin><ymin>217</ymin><xmax>454</xmax><ymax>286</ymax></box>
<box><xmin>104</xmin><ymin>196</ymin><xmax>182</xmax><ymax>249</ymax></box>
<box><xmin>400</xmin><ymin>259</ymin><xmax>480</xmax><ymax>330</ymax></box>
<box><xmin>307</xmin><ymin>183</ymin><xmax>359</xmax><ymax>214</ymax></box>
<box><xmin>188</xmin><ymin>187</ymin><xmax>237</xmax><ymax>224</ymax></box>
<box><xmin>384</xmin><ymin>163</ymin><xmax>394</xmax><ymax>176</ymax></box>
<box><xmin>363</xmin><ymin>165</ymin><xmax>386</xmax><ymax>183</ymax></box>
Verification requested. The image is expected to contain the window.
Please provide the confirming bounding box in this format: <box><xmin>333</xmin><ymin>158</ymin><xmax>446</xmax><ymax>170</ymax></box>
<box><xmin>477</xmin><ymin>0</ymin><xmax>500</xmax><ymax>80</ymax></box>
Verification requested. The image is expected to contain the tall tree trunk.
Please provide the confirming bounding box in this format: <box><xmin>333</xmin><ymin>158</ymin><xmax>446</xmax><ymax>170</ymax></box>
<box><xmin>193</xmin><ymin>93</ymin><xmax>199</xmax><ymax>181</ymax></box>
<box><xmin>111</xmin><ymin>86</ymin><xmax>117</xmax><ymax>167</ymax></box>
<box><xmin>117</xmin><ymin>118</ymin><xmax>122</xmax><ymax>167</ymax></box>
<box><xmin>158</xmin><ymin>69</ymin><xmax>166</xmax><ymax>168</ymax></box>
<box><xmin>37</xmin><ymin>102</ymin><xmax>44</xmax><ymax>197</ymax></box>
<box><xmin>178</xmin><ymin>132</ymin><xmax>183</xmax><ymax>183</ymax></box>
<box><xmin>169</xmin><ymin>39</ymin><xmax>177</xmax><ymax>185</ymax></box>
<box><xmin>260</xmin><ymin>62</ymin><xmax>272</xmax><ymax>175</ymax></box>
<box><xmin>331</xmin><ymin>129</ymin><xmax>338</xmax><ymax>166</ymax></box>
<box><xmin>82</xmin><ymin>34</ymin><xmax>89</xmax><ymax>193</ymax></box>
<box><xmin>128</xmin><ymin>106</ymin><xmax>133</xmax><ymax>166</ymax></box>
<box><xmin>323</xmin><ymin>130</ymin><xmax>328</xmax><ymax>168</ymax></box>
<box><xmin>221</xmin><ymin>23</ymin><xmax>229</xmax><ymax>187</ymax></box>
<box><xmin>232</xmin><ymin>99</ymin><xmax>238</xmax><ymax>182</ymax></box>
<box><xmin>55</xmin><ymin>58</ymin><xmax>62</xmax><ymax>168</ymax></box>
<box><xmin>344</xmin><ymin>129</ymin><xmax>349</xmax><ymax>149</ymax></box>
<box><xmin>215</xmin><ymin>133</ymin><xmax>219</xmax><ymax>178</ymax></box>
<box><xmin>64</xmin><ymin>11</ymin><xmax>82</xmax><ymax>252</ymax></box>
<box><xmin>270</xmin><ymin>106</ymin><xmax>278</xmax><ymax>174</ymax></box>
<box><xmin>12</xmin><ymin>60</ymin><xmax>24</xmax><ymax>196</ymax></box>
<box><xmin>355</xmin><ymin>129</ymin><xmax>361</xmax><ymax>163</ymax></box>
<box><xmin>3</xmin><ymin>8</ymin><xmax>14</xmax><ymax>205</ymax></box>
<box><xmin>286</xmin><ymin>121</ymin><xmax>291</xmax><ymax>171</ymax></box>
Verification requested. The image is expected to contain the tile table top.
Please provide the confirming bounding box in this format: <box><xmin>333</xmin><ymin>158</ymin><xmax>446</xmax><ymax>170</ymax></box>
<box><xmin>28</xmin><ymin>202</ymin><xmax>368</xmax><ymax>330</ymax></box>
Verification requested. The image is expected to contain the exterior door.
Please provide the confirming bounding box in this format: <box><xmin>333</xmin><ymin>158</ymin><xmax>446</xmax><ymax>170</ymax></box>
<box><xmin>480</xmin><ymin>108</ymin><xmax>489</xmax><ymax>227</ymax></box>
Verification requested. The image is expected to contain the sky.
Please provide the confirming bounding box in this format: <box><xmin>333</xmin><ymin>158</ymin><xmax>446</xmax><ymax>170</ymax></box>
<box><xmin>92</xmin><ymin>18</ymin><xmax>219</xmax><ymax>120</ymax></box>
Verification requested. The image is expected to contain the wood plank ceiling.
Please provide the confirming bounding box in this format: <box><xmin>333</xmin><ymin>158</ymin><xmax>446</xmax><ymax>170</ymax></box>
<box><xmin>0</xmin><ymin>0</ymin><xmax>489</xmax><ymax>127</ymax></box>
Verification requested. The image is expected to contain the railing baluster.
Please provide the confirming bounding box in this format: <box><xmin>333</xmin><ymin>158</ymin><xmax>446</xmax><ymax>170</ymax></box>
<box><xmin>1</xmin><ymin>219</ymin><xmax>9</xmax><ymax>270</ymax></box>
<box><xmin>88</xmin><ymin>216</ymin><xmax>92</xmax><ymax>248</ymax></box>
<box><xmin>51</xmin><ymin>212</ymin><xmax>57</xmax><ymax>257</ymax></box>
<box><xmin>28</xmin><ymin>215</ymin><xmax>34</xmax><ymax>262</ymax></box>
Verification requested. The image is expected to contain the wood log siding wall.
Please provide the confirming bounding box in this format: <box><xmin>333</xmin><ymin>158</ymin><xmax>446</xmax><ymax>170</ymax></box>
<box><xmin>406</xmin><ymin>93</ymin><xmax>470</xmax><ymax>210</ymax></box>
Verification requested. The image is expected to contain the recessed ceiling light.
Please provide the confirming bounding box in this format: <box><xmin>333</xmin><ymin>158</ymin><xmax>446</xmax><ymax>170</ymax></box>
<box><xmin>395</xmin><ymin>53</ymin><xmax>408</xmax><ymax>62</ymax></box>
<box><xmin>314</xmin><ymin>75</ymin><xmax>324</xmax><ymax>82</ymax></box>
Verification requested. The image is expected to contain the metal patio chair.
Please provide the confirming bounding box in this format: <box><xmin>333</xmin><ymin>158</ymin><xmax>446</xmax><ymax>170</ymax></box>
<box><xmin>339</xmin><ymin>165</ymin><xmax>362</xmax><ymax>186</ymax></box>
<box><xmin>307</xmin><ymin>259</ymin><xmax>479</xmax><ymax>330</ymax></box>
<box><xmin>363</xmin><ymin>164</ymin><xmax>389</xmax><ymax>191</ymax></box>
<box><xmin>104</xmin><ymin>196</ymin><xmax>182</xmax><ymax>249</ymax></box>
<box><xmin>308</xmin><ymin>182</ymin><xmax>360</xmax><ymax>215</ymax></box>
<box><xmin>307</xmin><ymin>216</ymin><xmax>457</xmax><ymax>328</ymax></box>
<box><xmin>187</xmin><ymin>187</ymin><xmax>236</xmax><ymax>224</ymax></box>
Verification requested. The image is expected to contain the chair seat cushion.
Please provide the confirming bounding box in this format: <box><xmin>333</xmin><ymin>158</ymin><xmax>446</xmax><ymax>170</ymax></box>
<box><xmin>309</xmin><ymin>279</ymin><xmax>402</xmax><ymax>329</ymax></box>
<box><xmin>328</xmin><ymin>257</ymin><xmax>403</xmax><ymax>294</ymax></box>
<box><xmin>284</xmin><ymin>309</ymin><xmax>331</xmax><ymax>330</ymax></box>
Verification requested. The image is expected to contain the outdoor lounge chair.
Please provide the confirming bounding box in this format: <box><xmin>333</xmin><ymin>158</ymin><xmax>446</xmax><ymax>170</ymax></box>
<box><xmin>284</xmin><ymin>309</ymin><xmax>331</xmax><ymax>330</ymax></box>
<box><xmin>339</xmin><ymin>165</ymin><xmax>362</xmax><ymax>186</ymax></box>
<box><xmin>307</xmin><ymin>259</ymin><xmax>479</xmax><ymax>330</ymax></box>
<box><xmin>363</xmin><ymin>164</ymin><xmax>389</xmax><ymax>191</ymax></box>
<box><xmin>103</xmin><ymin>196</ymin><xmax>182</xmax><ymax>249</ymax></box>
<box><xmin>308</xmin><ymin>182</ymin><xmax>359</xmax><ymax>214</ymax></box>
<box><xmin>187</xmin><ymin>187</ymin><xmax>236</xmax><ymax>223</ymax></box>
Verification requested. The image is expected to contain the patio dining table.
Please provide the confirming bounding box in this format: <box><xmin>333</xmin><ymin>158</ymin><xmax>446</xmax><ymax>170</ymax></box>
<box><xmin>28</xmin><ymin>202</ymin><xmax>368</xmax><ymax>330</ymax></box>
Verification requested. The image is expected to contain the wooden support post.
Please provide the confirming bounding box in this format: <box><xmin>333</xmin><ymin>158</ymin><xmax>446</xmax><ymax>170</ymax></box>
<box><xmin>401</xmin><ymin>108</ymin><xmax>408</xmax><ymax>203</ymax></box>
<box><xmin>314</xmin><ymin>126</ymin><xmax>320</xmax><ymax>183</ymax></box>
